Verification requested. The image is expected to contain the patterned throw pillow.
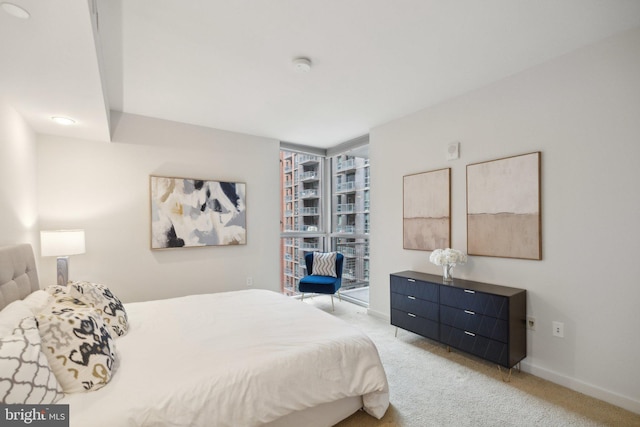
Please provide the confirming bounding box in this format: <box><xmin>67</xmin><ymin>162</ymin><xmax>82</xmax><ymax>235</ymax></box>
<box><xmin>43</xmin><ymin>289</ymin><xmax>94</xmax><ymax>320</ymax></box>
<box><xmin>50</xmin><ymin>295</ymin><xmax>91</xmax><ymax>312</ymax></box>
<box><xmin>0</xmin><ymin>316</ymin><xmax>64</xmax><ymax>404</ymax></box>
<box><xmin>67</xmin><ymin>282</ymin><xmax>129</xmax><ymax>337</ymax></box>
<box><xmin>44</xmin><ymin>285</ymin><xmax>67</xmax><ymax>297</ymax></box>
<box><xmin>37</xmin><ymin>308</ymin><xmax>116</xmax><ymax>393</ymax></box>
<box><xmin>312</xmin><ymin>252</ymin><xmax>337</xmax><ymax>277</ymax></box>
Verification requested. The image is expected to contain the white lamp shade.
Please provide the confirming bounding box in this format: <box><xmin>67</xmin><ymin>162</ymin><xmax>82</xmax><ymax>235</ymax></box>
<box><xmin>41</xmin><ymin>230</ymin><xmax>86</xmax><ymax>256</ymax></box>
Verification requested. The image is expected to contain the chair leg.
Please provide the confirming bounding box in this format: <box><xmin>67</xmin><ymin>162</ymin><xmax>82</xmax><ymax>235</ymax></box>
<box><xmin>337</xmin><ymin>290</ymin><xmax>342</xmax><ymax>302</ymax></box>
<box><xmin>301</xmin><ymin>293</ymin><xmax>304</xmax><ymax>301</ymax></box>
<box><xmin>330</xmin><ymin>295</ymin><xmax>335</xmax><ymax>311</ymax></box>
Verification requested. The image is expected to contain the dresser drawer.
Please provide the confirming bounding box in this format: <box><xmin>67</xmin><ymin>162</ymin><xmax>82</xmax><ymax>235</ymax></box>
<box><xmin>391</xmin><ymin>309</ymin><xmax>439</xmax><ymax>341</ymax></box>
<box><xmin>440</xmin><ymin>324</ymin><xmax>509</xmax><ymax>367</ymax></box>
<box><xmin>440</xmin><ymin>305</ymin><xmax>508</xmax><ymax>343</ymax></box>
<box><xmin>390</xmin><ymin>275</ymin><xmax>438</xmax><ymax>302</ymax></box>
<box><xmin>390</xmin><ymin>271</ymin><xmax>526</xmax><ymax>369</ymax></box>
<box><xmin>440</xmin><ymin>286</ymin><xmax>509</xmax><ymax>320</ymax></box>
<box><xmin>391</xmin><ymin>292</ymin><xmax>438</xmax><ymax>322</ymax></box>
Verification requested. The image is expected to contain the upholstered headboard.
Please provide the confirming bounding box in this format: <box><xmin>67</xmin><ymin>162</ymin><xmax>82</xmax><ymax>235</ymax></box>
<box><xmin>0</xmin><ymin>244</ymin><xmax>40</xmax><ymax>310</ymax></box>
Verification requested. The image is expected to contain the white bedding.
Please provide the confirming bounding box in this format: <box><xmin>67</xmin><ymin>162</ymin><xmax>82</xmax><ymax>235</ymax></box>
<box><xmin>59</xmin><ymin>289</ymin><xmax>389</xmax><ymax>426</ymax></box>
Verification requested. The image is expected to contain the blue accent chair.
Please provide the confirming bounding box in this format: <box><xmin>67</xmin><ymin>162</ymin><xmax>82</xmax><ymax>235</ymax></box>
<box><xmin>299</xmin><ymin>252</ymin><xmax>344</xmax><ymax>311</ymax></box>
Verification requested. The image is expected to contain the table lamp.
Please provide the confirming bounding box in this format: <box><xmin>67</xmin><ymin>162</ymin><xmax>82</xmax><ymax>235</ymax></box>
<box><xmin>41</xmin><ymin>229</ymin><xmax>86</xmax><ymax>285</ymax></box>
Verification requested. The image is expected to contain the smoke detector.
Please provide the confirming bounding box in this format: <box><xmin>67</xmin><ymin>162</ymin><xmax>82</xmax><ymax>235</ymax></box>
<box><xmin>292</xmin><ymin>57</ymin><xmax>312</xmax><ymax>73</ymax></box>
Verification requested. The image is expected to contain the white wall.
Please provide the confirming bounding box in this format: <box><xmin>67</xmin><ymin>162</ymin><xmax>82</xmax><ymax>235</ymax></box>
<box><xmin>0</xmin><ymin>100</ymin><xmax>39</xmax><ymax>248</ymax></box>
<box><xmin>37</xmin><ymin>112</ymin><xmax>281</xmax><ymax>303</ymax></box>
<box><xmin>369</xmin><ymin>28</ymin><xmax>640</xmax><ymax>413</ymax></box>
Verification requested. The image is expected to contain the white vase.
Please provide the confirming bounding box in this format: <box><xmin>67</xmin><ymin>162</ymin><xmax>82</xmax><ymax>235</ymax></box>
<box><xmin>442</xmin><ymin>264</ymin><xmax>453</xmax><ymax>281</ymax></box>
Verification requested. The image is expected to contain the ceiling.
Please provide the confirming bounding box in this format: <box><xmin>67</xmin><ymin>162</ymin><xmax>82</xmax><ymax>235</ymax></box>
<box><xmin>2</xmin><ymin>0</ymin><xmax>640</xmax><ymax>149</ymax></box>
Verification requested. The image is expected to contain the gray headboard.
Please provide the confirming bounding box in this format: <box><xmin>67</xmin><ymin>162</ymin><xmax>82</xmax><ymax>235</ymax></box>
<box><xmin>0</xmin><ymin>244</ymin><xmax>40</xmax><ymax>310</ymax></box>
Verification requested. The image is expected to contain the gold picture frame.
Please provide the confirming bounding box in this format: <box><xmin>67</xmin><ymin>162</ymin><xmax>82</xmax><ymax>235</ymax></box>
<box><xmin>403</xmin><ymin>168</ymin><xmax>451</xmax><ymax>251</ymax></box>
<box><xmin>150</xmin><ymin>175</ymin><xmax>246</xmax><ymax>249</ymax></box>
<box><xmin>466</xmin><ymin>152</ymin><xmax>541</xmax><ymax>260</ymax></box>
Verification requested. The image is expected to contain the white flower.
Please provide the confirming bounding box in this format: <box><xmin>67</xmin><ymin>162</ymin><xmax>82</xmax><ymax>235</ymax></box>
<box><xmin>429</xmin><ymin>248</ymin><xmax>467</xmax><ymax>267</ymax></box>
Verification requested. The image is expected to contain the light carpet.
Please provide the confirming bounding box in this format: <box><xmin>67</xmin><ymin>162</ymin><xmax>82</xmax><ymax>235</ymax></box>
<box><xmin>302</xmin><ymin>295</ymin><xmax>640</xmax><ymax>427</ymax></box>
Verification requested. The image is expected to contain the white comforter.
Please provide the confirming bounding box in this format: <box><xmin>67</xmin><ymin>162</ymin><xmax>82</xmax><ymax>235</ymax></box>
<box><xmin>60</xmin><ymin>289</ymin><xmax>389</xmax><ymax>426</ymax></box>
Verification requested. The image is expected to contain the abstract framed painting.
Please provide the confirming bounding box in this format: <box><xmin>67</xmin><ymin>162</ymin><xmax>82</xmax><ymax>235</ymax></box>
<box><xmin>466</xmin><ymin>152</ymin><xmax>541</xmax><ymax>260</ymax></box>
<box><xmin>150</xmin><ymin>175</ymin><xmax>246</xmax><ymax>249</ymax></box>
<box><xmin>403</xmin><ymin>168</ymin><xmax>451</xmax><ymax>251</ymax></box>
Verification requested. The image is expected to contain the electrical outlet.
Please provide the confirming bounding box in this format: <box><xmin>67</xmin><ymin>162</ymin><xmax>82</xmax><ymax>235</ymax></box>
<box><xmin>246</xmin><ymin>276</ymin><xmax>253</xmax><ymax>288</ymax></box>
<box><xmin>526</xmin><ymin>316</ymin><xmax>536</xmax><ymax>331</ymax></box>
<box><xmin>552</xmin><ymin>321</ymin><xmax>564</xmax><ymax>338</ymax></box>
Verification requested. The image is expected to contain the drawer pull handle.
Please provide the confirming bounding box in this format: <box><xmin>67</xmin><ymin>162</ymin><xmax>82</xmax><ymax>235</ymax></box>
<box><xmin>407</xmin><ymin>279</ymin><xmax>416</xmax><ymax>282</ymax></box>
<box><xmin>464</xmin><ymin>289</ymin><xmax>475</xmax><ymax>294</ymax></box>
<box><xmin>464</xmin><ymin>310</ymin><xmax>475</xmax><ymax>315</ymax></box>
<box><xmin>407</xmin><ymin>313</ymin><xmax>416</xmax><ymax>318</ymax></box>
<box><xmin>407</xmin><ymin>296</ymin><xmax>416</xmax><ymax>300</ymax></box>
<box><xmin>464</xmin><ymin>331</ymin><xmax>476</xmax><ymax>337</ymax></box>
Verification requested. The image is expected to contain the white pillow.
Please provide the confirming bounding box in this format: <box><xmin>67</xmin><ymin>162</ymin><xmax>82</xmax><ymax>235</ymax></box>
<box><xmin>0</xmin><ymin>316</ymin><xmax>64</xmax><ymax>404</ymax></box>
<box><xmin>67</xmin><ymin>281</ymin><xmax>129</xmax><ymax>338</ymax></box>
<box><xmin>37</xmin><ymin>307</ymin><xmax>116</xmax><ymax>393</ymax></box>
<box><xmin>312</xmin><ymin>252</ymin><xmax>337</xmax><ymax>277</ymax></box>
<box><xmin>0</xmin><ymin>300</ymin><xmax>33</xmax><ymax>336</ymax></box>
<box><xmin>23</xmin><ymin>290</ymin><xmax>54</xmax><ymax>315</ymax></box>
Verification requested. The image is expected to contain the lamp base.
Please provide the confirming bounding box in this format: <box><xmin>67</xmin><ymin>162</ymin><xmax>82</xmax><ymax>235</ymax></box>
<box><xmin>56</xmin><ymin>256</ymin><xmax>69</xmax><ymax>286</ymax></box>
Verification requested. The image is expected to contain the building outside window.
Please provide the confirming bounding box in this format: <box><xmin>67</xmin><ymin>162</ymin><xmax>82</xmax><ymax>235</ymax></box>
<box><xmin>330</xmin><ymin>148</ymin><xmax>370</xmax><ymax>305</ymax></box>
<box><xmin>280</xmin><ymin>151</ymin><xmax>325</xmax><ymax>295</ymax></box>
<box><xmin>279</xmin><ymin>145</ymin><xmax>370</xmax><ymax>306</ymax></box>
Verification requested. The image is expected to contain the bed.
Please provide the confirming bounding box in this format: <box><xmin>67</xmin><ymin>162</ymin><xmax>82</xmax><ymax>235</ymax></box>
<box><xmin>0</xmin><ymin>244</ymin><xmax>389</xmax><ymax>426</ymax></box>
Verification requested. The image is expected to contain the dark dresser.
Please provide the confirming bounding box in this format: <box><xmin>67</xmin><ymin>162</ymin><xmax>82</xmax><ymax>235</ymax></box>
<box><xmin>390</xmin><ymin>271</ymin><xmax>526</xmax><ymax>368</ymax></box>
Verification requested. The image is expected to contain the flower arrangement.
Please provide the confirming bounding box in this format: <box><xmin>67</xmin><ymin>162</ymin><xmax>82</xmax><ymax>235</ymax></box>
<box><xmin>429</xmin><ymin>248</ymin><xmax>467</xmax><ymax>266</ymax></box>
<box><xmin>429</xmin><ymin>248</ymin><xmax>467</xmax><ymax>281</ymax></box>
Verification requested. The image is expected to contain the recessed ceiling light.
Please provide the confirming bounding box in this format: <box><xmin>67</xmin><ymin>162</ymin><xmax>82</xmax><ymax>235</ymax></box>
<box><xmin>1</xmin><ymin>2</ymin><xmax>30</xmax><ymax>19</ymax></box>
<box><xmin>293</xmin><ymin>57</ymin><xmax>312</xmax><ymax>73</ymax></box>
<box><xmin>51</xmin><ymin>116</ymin><xmax>76</xmax><ymax>126</ymax></box>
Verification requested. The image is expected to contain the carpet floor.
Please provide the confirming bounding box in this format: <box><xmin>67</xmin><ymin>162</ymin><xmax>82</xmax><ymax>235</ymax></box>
<box><xmin>301</xmin><ymin>295</ymin><xmax>640</xmax><ymax>427</ymax></box>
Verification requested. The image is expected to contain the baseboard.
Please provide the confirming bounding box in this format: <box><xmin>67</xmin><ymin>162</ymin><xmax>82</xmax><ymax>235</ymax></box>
<box><xmin>361</xmin><ymin>309</ymin><xmax>639</xmax><ymax>415</ymax></box>
<box><xmin>521</xmin><ymin>361</ymin><xmax>640</xmax><ymax>415</ymax></box>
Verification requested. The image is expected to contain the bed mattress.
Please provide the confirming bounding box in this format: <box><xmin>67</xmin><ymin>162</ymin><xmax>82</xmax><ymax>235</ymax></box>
<box><xmin>58</xmin><ymin>289</ymin><xmax>389</xmax><ymax>426</ymax></box>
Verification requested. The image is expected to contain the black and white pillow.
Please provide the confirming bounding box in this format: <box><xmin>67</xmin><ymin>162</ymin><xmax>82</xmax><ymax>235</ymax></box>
<box><xmin>67</xmin><ymin>281</ymin><xmax>129</xmax><ymax>337</ymax></box>
<box><xmin>37</xmin><ymin>308</ymin><xmax>116</xmax><ymax>393</ymax></box>
<box><xmin>0</xmin><ymin>315</ymin><xmax>64</xmax><ymax>404</ymax></box>
<box><xmin>44</xmin><ymin>284</ymin><xmax>67</xmax><ymax>297</ymax></box>
<box><xmin>49</xmin><ymin>295</ymin><xmax>91</xmax><ymax>315</ymax></box>
<box><xmin>312</xmin><ymin>252</ymin><xmax>337</xmax><ymax>277</ymax></box>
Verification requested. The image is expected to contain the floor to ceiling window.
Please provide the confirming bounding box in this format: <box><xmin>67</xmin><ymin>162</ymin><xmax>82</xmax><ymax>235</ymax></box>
<box><xmin>279</xmin><ymin>143</ymin><xmax>370</xmax><ymax>306</ymax></box>
<box><xmin>280</xmin><ymin>151</ymin><xmax>326</xmax><ymax>295</ymax></box>
<box><xmin>329</xmin><ymin>146</ymin><xmax>370</xmax><ymax>305</ymax></box>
